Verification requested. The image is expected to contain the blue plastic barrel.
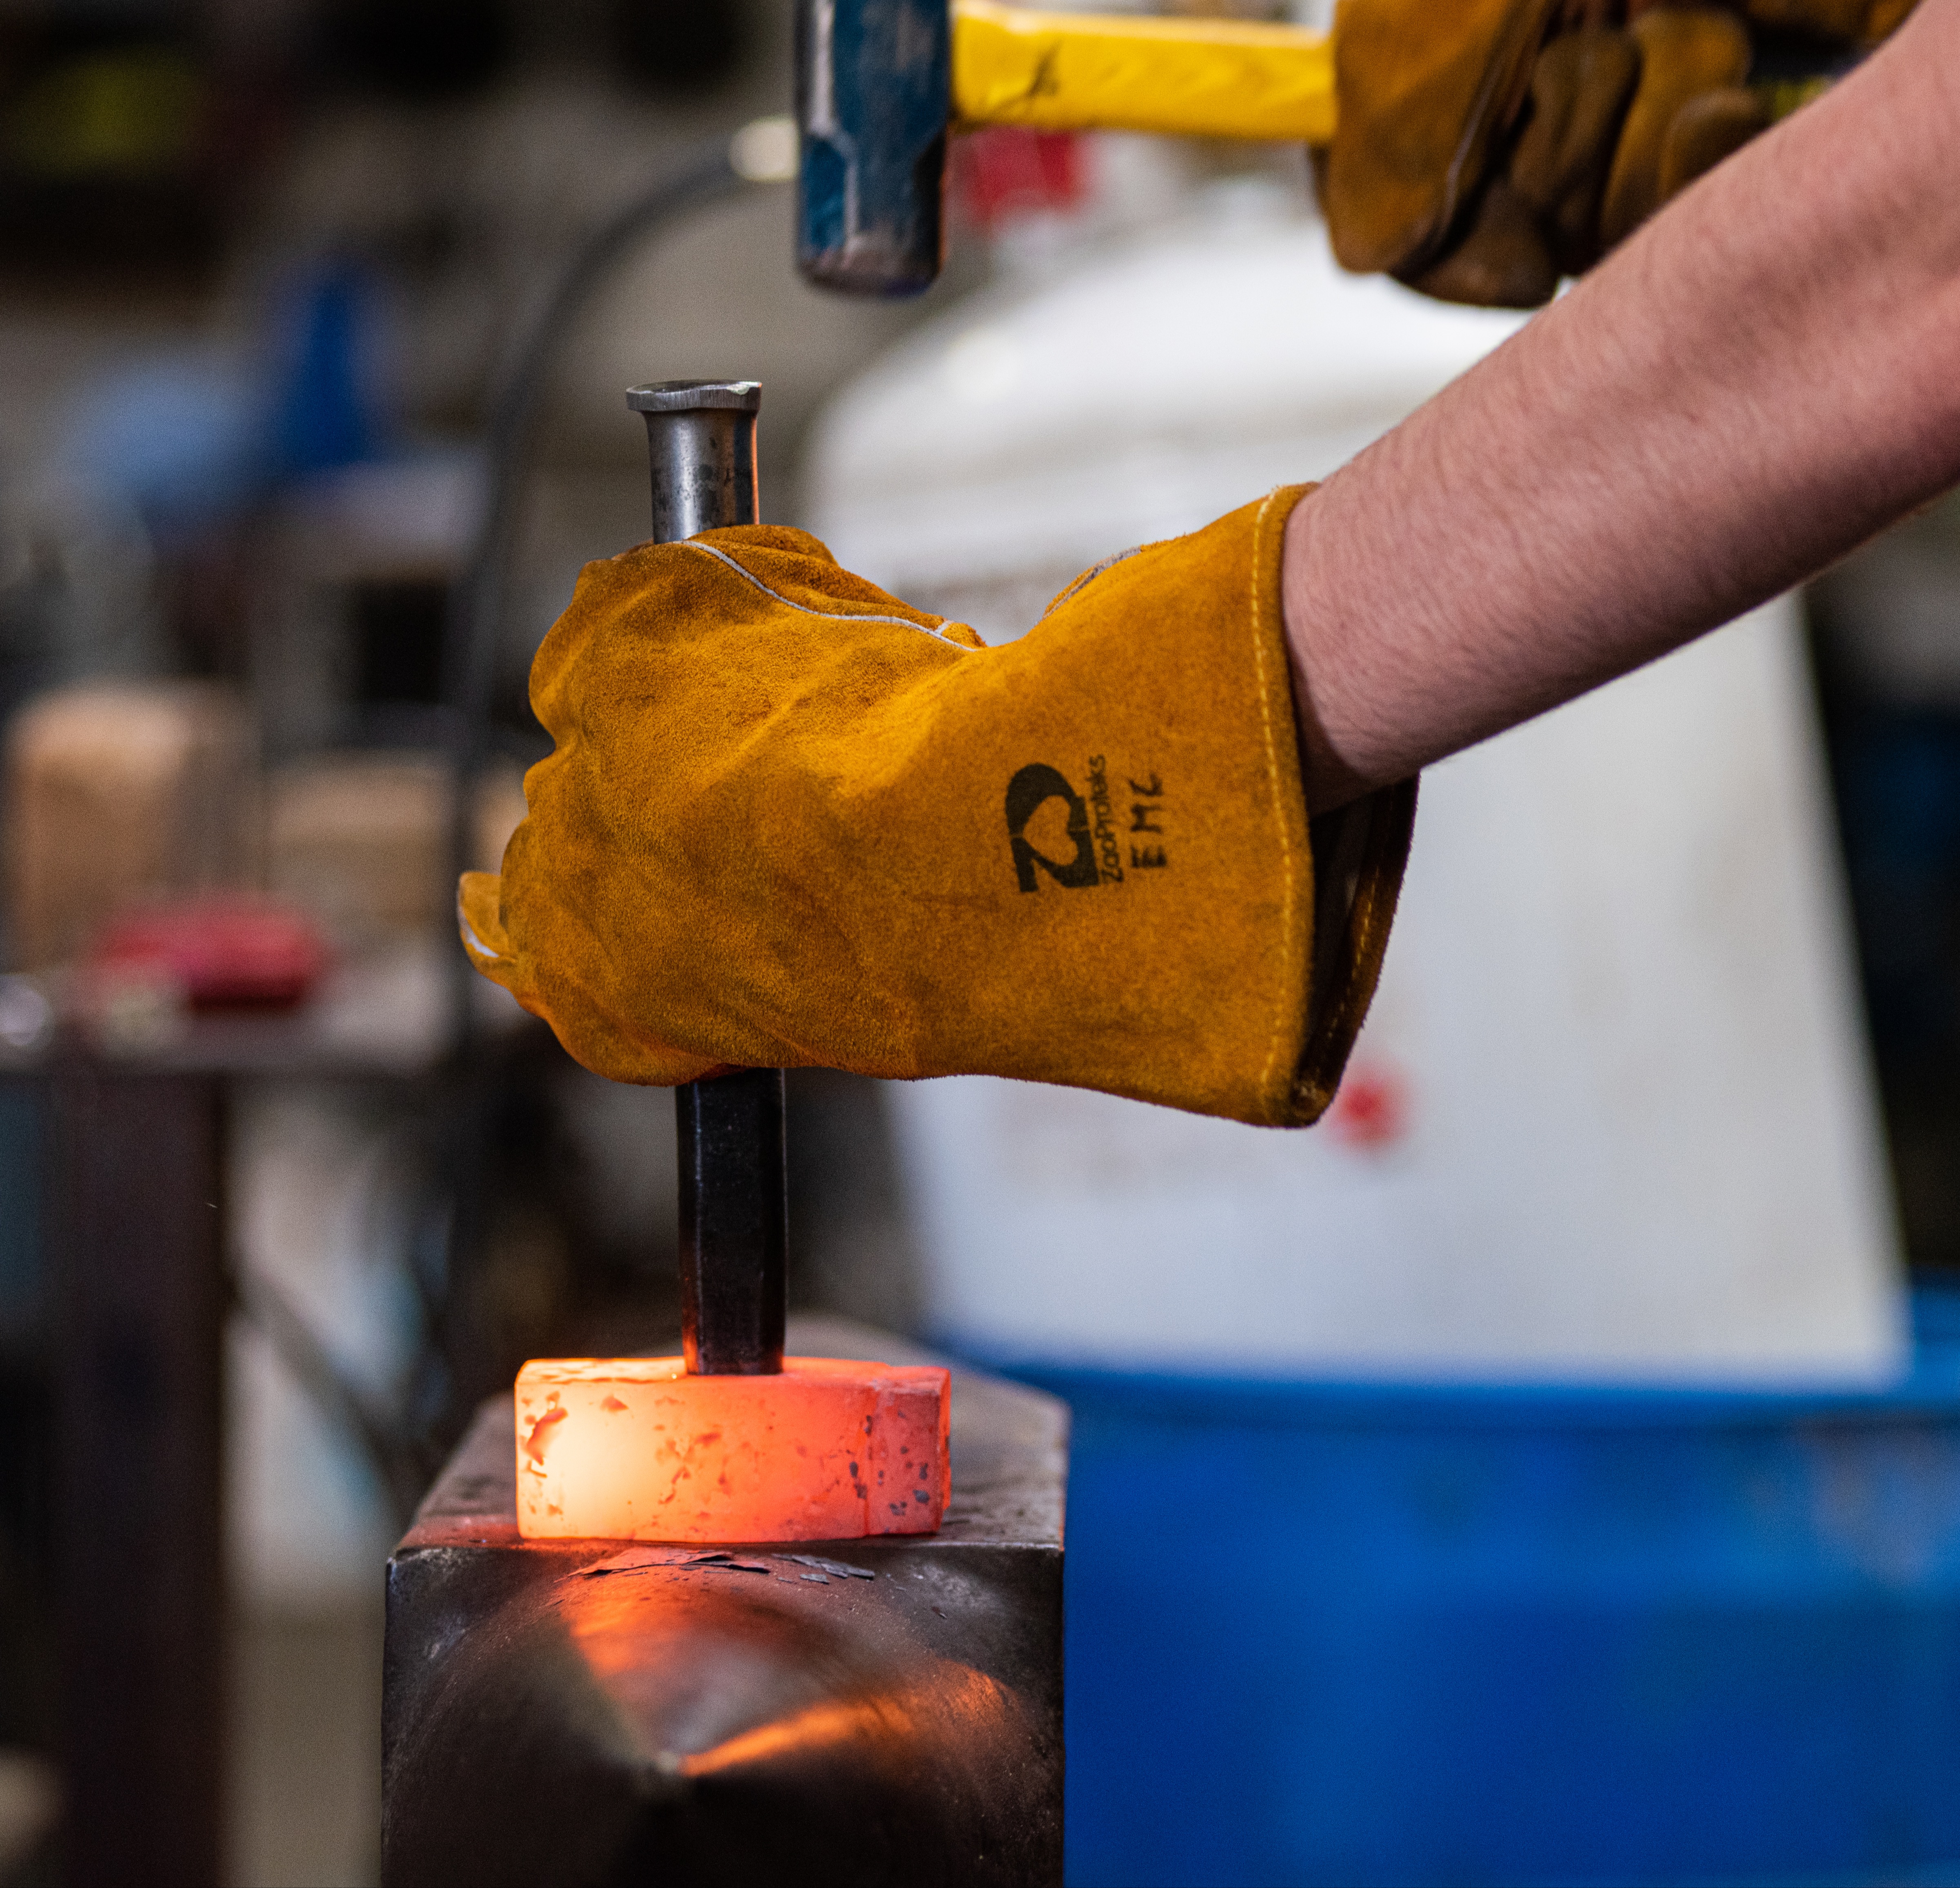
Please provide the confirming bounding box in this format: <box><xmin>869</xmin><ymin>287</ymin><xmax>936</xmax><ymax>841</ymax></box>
<box><xmin>1003</xmin><ymin>1291</ymin><xmax>1960</xmax><ymax>1888</ymax></box>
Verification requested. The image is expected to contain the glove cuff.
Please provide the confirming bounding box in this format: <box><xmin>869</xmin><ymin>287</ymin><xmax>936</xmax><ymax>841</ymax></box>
<box><xmin>1296</xmin><ymin>778</ymin><xmax>1417</xmax><ymax>1120</ymax></box>
<box><xmin>1245</xmin><ymin>485</ymin><xmax>1417</xmax><ymax>1125</ymax></box>
<box><xmin>980</xmin><ymin>480</ymin><xmax>1414</xmax><ymax>1126</ymax></box>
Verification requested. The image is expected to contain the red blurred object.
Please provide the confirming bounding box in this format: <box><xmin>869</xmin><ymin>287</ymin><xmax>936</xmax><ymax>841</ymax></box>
<box><xmin>951</xmin><ymin>126</ymin><xmax>1088</xmax><ymax>233</ymax></box>
<box><xmin>89</xmin><ymin>898</ymin><xmax>329</xmax><ymax>1010</ymax></box>
<box><xmin>1326</xmin><ymin>1061</ymin><xmax>1411</xmax><ymax>1151</ymax></box>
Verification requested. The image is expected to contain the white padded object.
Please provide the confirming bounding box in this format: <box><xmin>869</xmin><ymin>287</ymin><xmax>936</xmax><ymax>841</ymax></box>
<box><xmin>806</xmin><ymin>193</ymin><xmax>1906</xmax><ymax>1383</ymax></box>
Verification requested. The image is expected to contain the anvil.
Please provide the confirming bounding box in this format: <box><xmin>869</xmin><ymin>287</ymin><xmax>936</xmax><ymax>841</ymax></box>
<box><xmin>382</xmin><ymin>1317</ymin><xmax>1066</xmax><ymax>1888</ymax></box>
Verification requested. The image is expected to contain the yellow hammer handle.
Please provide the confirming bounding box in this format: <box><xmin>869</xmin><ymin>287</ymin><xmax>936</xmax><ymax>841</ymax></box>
<box><xmin>951</xmin><ymin>0</ymin><xmax>1338</xmax><ymax>146</ymax></box>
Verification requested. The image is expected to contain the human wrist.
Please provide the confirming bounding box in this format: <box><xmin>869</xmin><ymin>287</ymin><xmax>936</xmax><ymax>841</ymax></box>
<box><xmin>1280</xmin><ymin>479</ymin><xmax>1399</xmax><ymax>815</ymax></box>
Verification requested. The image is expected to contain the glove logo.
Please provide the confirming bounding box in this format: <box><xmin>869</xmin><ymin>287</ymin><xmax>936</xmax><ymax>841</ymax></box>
<box><xmin>1005</xmin><ymin>764</ymin><xmax>1101</xmax><ymax>892</ymax></box>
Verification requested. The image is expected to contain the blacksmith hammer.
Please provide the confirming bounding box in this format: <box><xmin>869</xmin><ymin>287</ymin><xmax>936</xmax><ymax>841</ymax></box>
<box><xmin>796</xmin><ymin>0</ymin><xmax>1337</xmax><ymax>295</ymax></box>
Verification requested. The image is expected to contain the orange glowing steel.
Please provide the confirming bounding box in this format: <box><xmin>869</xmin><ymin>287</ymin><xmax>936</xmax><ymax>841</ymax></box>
<box><xmin>513</xmin><ymin>1355</ymin><xmax>951</xmax><ymax>1542</ymax></box>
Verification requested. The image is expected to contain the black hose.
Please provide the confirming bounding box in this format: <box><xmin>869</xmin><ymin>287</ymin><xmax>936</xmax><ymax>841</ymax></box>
<box><xmin>440</xmin><ymin>136</ymin><xmax>751</xmax><ymax>1048</ymax></box>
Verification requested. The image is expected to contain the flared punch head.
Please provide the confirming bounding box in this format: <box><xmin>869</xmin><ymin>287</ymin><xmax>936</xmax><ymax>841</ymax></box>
<box><xmin>628</xmin><ymin>379</ymin><xmax>761</xmax><ymax>544</ymax></box>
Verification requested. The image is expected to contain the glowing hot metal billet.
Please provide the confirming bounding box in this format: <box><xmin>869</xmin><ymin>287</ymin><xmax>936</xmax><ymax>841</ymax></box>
<box><xmin>516</xmin><ymin>1355</ymin><xmax>951</xmax><ymax>1542</ymax></box>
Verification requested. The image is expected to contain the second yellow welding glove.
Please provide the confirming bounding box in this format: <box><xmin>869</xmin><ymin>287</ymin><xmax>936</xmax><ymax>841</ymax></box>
<box><xmin>1322</xmin><ymin>0</ymin><xmax>1919</xmax><ymax>309</ymax></box>
<box><xmin>459</xmin><ymin>490</ymin><xmax>1415</xmax><ymax>1128</ymax></box>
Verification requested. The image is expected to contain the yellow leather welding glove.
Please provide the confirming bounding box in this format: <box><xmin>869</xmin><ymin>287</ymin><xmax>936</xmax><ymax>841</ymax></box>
<box><xmin>458</xmin><ymin>491</ymin><xmax>1415</xmax><ymax>1128</ymax></box>
<box><xmin>1596</xmin><ymin>8</ymin><xmax>1754</xmax><ymax>249</ymax></box>
<box><xmin>1322</xmin><ymin>0</ymin><xmax>1917</xmax><ymax>309</ymax></box>
<box><xmin>1319</xmin><ymin>0</ymin><xmax>1561</xmax><ymax>298</ymax></box>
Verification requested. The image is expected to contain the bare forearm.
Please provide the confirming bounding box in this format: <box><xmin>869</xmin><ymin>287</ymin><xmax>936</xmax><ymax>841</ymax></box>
<box><xmin>1284</xmin><ymin>0</ymin><xmax>1960</xmax><ymax>811</ymax></box>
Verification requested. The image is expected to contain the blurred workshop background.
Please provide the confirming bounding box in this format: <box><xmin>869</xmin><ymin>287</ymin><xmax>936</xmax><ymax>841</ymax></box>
<box><xmin>2</xmin><ymin>0</ymin><xmax>1960</xmax><ymax>1883</ymax></box>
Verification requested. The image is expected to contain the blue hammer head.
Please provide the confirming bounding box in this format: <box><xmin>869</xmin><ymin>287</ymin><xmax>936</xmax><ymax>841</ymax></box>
<box><xmin>796</xmin><ymin>0</ymin><xmax>950</xmax><ymax>297</ymax></box>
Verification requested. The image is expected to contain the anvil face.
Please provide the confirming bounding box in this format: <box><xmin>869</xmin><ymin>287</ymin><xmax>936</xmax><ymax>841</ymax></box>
<box><xmin>383</xmin><ymin>1321</ymin><xmax>1066</xmax><ymax>1888</ymax></box>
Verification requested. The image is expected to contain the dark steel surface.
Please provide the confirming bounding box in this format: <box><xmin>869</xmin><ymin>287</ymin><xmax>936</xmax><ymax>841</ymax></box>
<box><xmin>54</xmin><ymin>1060</ymin><xmax>225</xmax><ymax>1887</ymax></box>
<box><xmin>678</xmin><ymin>1069</ymin><xmax>787</xmax><ymax>1375</ymax></box>
<box><xmin>382</xmin><ymin>1317</ymin><xmax>1066</xmax><ymax>1887</ymax></box>
<box><xmin>631</xmin><ymin>378</ymin><xmax>789</xmax><ymax>1381</ymax></box>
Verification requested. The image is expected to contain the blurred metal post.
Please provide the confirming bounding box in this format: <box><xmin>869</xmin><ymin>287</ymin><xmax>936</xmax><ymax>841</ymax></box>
<box><xmin>53</xmin><ymin>1059</ymin><xmax>225</xmax><ymax>1887</ymax></box>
